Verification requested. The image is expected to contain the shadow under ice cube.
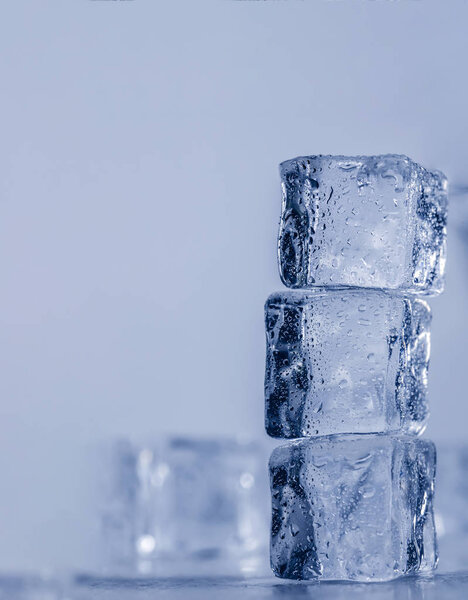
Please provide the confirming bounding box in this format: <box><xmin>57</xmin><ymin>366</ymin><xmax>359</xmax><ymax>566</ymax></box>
<box><xmin>265</xmin><ymin>289</ymin><xmax>431</xmax><ymax>438</ymax></box>
<box><xmin>269</xmin><ymin>434</ymin><xmax>437</xmax><ymax>581</ymax></box>
<box><xmin>278</xmin><ymin>154</ymin><xmax>447</xmax><ymax>294</ymax></box>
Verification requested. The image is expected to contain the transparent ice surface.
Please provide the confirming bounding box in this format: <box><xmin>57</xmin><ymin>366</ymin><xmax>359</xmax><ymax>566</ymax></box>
<box><xmin>265</xmin><ymin>290</ymin><xmax>431</xmax><ymax>438</ymax></box>
<box><xmin>278</xmin><ymin>155</ymin><xmax>447</xmax><ymax>294</ymax></box>
<box><xmin>269</xmin><ymin>434</ymin><xmax>437</xmax><ymax>581</ymax></box>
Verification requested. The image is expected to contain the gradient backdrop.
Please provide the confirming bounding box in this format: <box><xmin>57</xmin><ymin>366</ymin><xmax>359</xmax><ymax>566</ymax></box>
<box><xmin>0</xmin><ymin>0</ymin><xmax>467</xmax><ymax>573</ymax></box>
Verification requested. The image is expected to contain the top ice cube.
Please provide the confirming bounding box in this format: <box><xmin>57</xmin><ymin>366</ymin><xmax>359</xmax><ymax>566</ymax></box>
<box><xmin>278</xmin><ymin>155</ymin><xmax>447</xmax><ymax>294</ymax></box>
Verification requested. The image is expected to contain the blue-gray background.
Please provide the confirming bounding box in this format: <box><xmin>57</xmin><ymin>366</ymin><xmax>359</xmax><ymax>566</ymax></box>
<box><xmin>0</xmin><ymin>0</ymin><xmax>467</xmax><ymax>573</ymax></box>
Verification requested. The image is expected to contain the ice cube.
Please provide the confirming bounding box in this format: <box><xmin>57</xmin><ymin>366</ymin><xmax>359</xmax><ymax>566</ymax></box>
<box><xmin>433</xmin><ymin>444</ymin><xmax>468</xmax><ymax>573</ymax></box>
<box><xmin>265</xmin><ymin>289</ymin><xmax>430</xmax><ymax>438</ymax></box>
<box><xmin>101</xmin><ymin>437</ymin><xmax>270</xmax><ymax>574</ymax></box>
<box><xmin>269</xmin><ymin>434</ymin><xmax>437</xmax><ymax>581</ymax></box>
<box><xmin>278</xmin><ymin>154</ymin><xmax>447</xmax><ymax>294</ymax></box>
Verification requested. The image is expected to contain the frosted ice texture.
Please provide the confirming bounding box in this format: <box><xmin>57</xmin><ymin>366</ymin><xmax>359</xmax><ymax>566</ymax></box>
<box><xmin>269</xmin><ymin>435</ymin><xmax>437</xmax><ymax>581</ymax></box>
<box><xmin>265</xmin><ymin>289</ymin><xmax>431</xmax><ymax>438</ymax></box>
<box><xmin>278</xmin><ymin>155</ymin><xmax>447</xmax><ymax>294</ymax></box>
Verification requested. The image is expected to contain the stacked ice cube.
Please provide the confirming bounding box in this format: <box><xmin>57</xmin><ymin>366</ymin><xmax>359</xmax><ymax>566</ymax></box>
<box><xmin>265</xmin><ymin>155</ymin><xmax>448</xmax><ymax>581</ymax></box>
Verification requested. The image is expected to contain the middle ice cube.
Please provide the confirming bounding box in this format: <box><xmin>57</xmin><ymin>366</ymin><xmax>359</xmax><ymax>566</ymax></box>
<box><xmin>265</xmin><ymin>289</ymin><xmax>430</xmax><ymax>438</ymax></box>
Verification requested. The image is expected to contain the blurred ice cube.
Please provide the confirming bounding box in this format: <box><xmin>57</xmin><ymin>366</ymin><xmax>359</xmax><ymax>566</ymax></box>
<box><xmin>100</xmin><ymin>437</ymin><xmax>270</xmax><ymax>575</ymax></box>
<box><xmin>434</xmin><ymin>443</ymin><xmax>468</xmax><ymax>573</ymax></box>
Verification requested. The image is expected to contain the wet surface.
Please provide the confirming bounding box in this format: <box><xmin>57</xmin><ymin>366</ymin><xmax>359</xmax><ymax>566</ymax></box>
<box><xmin>2</xmin><ymin>571</ymin><xmax>468</xmax><ymax>600</ymax></box>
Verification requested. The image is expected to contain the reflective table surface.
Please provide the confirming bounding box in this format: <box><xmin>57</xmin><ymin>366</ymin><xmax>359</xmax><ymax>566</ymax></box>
<box><xmin>2</xmin><ymin>571</ymin><xmax>468</xmax><ymax>600</ymax></box>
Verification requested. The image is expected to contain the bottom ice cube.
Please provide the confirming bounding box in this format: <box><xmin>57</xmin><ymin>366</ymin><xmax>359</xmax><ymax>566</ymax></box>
<box><xmin>269</xmin><ymin>434</ymin><xmax>437</xmax><ymax>581</ymax></box>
